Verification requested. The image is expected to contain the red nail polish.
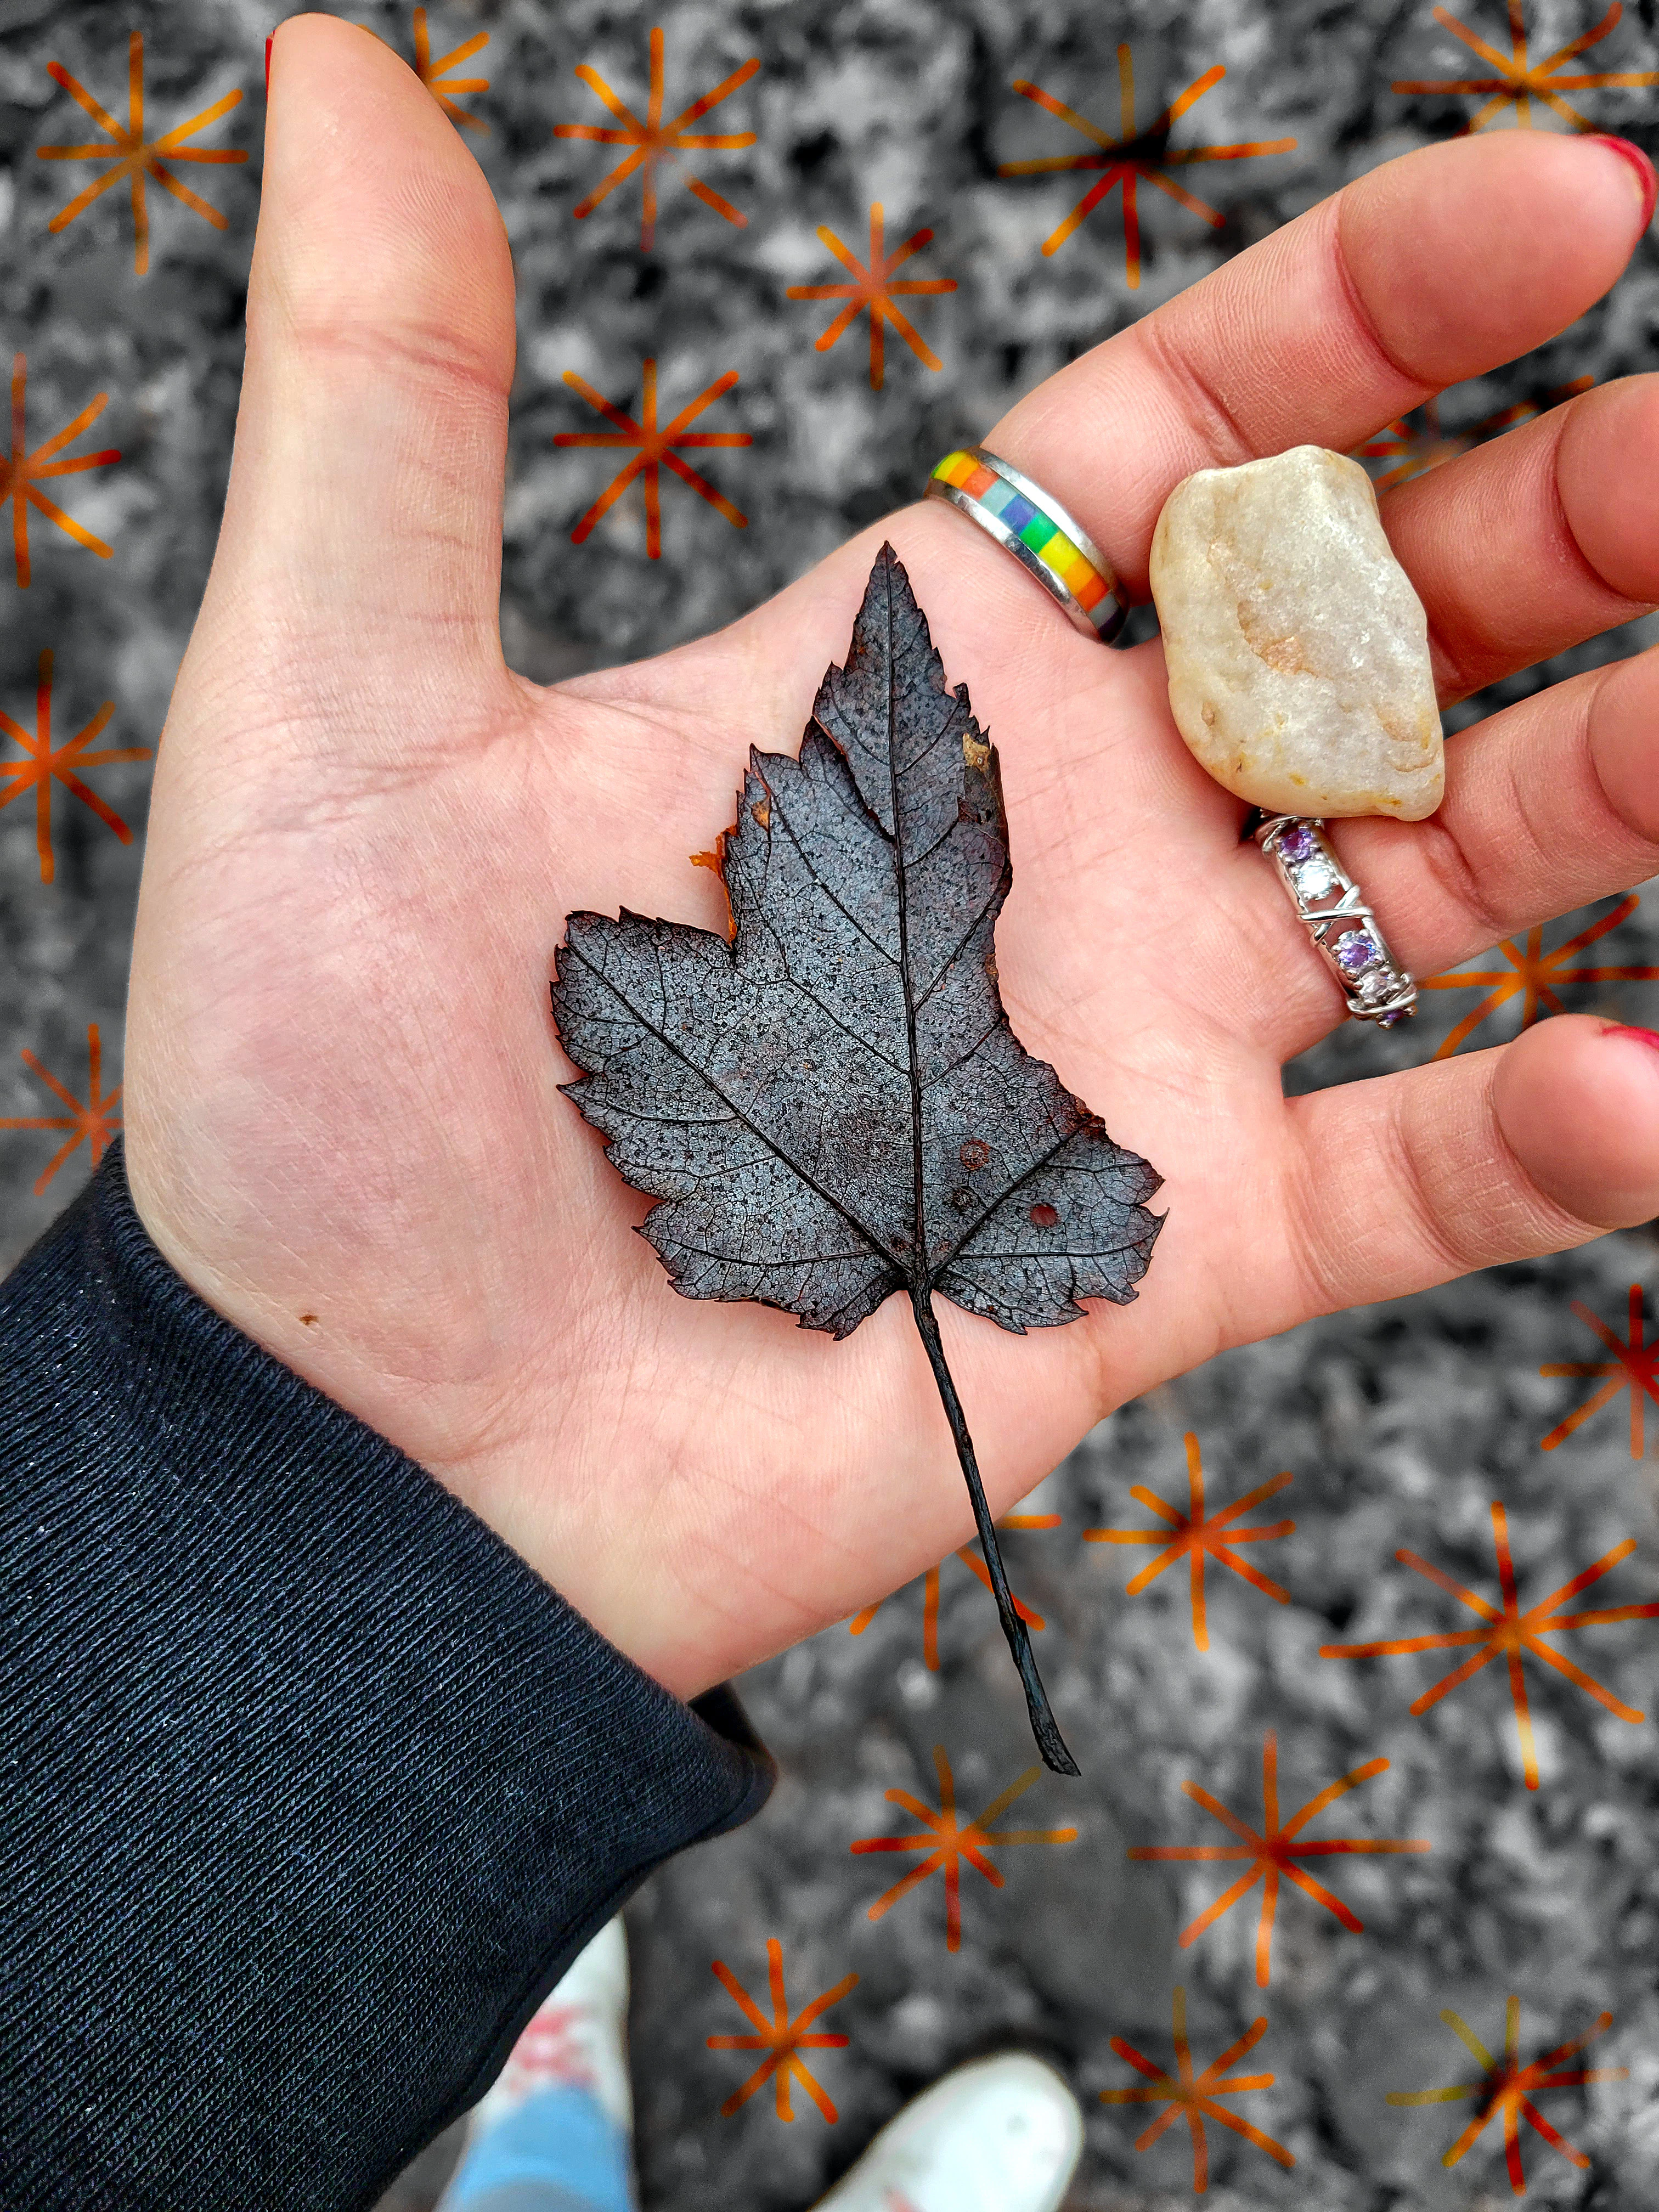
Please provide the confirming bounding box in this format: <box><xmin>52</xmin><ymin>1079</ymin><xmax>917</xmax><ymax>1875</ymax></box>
<box><xmin>1589</xmin><ymin>136</ymin><xmax>1657</xmax><ymax>236</ymax></box>
<box><xmin>1605</xmin><ymin>1022</ymin><xmax>1659</xmax><ymax>1058</ymax></box>
<box><xmin>264</xmin><ymin>36</ymin><xmax>272</xmax><ymax>97</ymax></box>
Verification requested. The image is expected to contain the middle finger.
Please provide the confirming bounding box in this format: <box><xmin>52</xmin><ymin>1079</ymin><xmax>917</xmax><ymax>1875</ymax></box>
<box><xmin>1379</xmin><ymin>375</ymin><xmax>1659</xmax><ymax>706</ymax></box>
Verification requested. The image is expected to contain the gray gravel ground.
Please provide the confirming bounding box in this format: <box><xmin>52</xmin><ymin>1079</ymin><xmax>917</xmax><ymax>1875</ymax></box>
<box><xmin>4</xmin><ymin>0</ymin><xmax>1659</xmax><ymax>2205</ymax></box>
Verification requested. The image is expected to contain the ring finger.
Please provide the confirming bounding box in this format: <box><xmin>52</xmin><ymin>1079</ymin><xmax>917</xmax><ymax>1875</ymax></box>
<box><xmin>1226</xmin><ymin>635</ymin><xmax>1659</xmax><ymax>1064</ymax></box>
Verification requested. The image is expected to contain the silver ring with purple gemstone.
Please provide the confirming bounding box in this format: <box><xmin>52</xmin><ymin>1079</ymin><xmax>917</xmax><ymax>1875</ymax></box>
<box><xmin>1256</xmin><ymin>817</ymin><xmax>1417</xmax><ymax>1029</ymax></box>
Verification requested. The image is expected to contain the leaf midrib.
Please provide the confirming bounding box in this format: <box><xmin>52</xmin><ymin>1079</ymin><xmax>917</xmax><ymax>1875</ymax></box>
<box><xmin>885</xmin><ymin>570</ymin><xmax>931</xmax><ymax>1291</ymax></box>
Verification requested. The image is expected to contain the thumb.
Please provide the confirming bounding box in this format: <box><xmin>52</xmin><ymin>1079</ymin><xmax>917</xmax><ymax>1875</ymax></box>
<box><xmin>192</xmin><ymin>13</ymin><xmax>515</xmax><ymax>704</ymax></box>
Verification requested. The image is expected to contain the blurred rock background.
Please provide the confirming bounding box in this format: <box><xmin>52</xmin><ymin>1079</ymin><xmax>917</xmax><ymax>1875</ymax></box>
<box><xmin>3</xmin><ymin>0</ymin><xmax>1658</xmax><ymax>2203</ymax></box>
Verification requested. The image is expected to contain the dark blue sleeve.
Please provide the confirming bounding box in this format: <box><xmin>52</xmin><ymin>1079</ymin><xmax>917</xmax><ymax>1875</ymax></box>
<box><xmin>0</xmin><ymin>1139</ymin><xmax>774</xmax><ymax>2212</ymax></box>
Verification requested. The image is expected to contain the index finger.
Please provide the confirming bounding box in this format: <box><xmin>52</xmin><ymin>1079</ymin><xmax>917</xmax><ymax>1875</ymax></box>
<box><xmin>989</xmin><ymin>130</ymin><xmax>1651</xmax><ymax>600</ymax></box>
<box><xmin>699</xmin><ymin>133</ymin><xmax>1651</xmax><ymax>725</ymax></box>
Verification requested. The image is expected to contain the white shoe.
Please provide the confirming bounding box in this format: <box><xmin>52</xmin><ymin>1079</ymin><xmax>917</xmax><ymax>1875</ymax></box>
<box><xmin>812</xmin><ymin>2053</ymin><xmax>1083</xmax><ymax>2212</ymax></box>
<box><xmin>466</xmin><ymin>1915</ymin><xmax>633</xmax><ymax>2136</ymax></box>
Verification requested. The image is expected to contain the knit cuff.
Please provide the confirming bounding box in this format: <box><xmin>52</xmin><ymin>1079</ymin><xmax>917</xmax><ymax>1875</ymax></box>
<box><xmin>0</xmin><ymin>1141</ymin><xmax>774</xmax><ymax>2212</ymax></box>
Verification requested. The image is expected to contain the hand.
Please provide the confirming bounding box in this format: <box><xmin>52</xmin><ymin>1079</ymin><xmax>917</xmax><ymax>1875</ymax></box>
<box><xmin>126</xmin><ymin>15</ymin><xmax>1659</xmax><ymax>1699</ymax></box>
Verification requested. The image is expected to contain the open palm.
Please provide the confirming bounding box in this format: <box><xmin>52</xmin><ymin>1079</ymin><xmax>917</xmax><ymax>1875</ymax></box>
<box><xmin>126</xmin><ymin>18</ymin><xmax>1659</xmax><ymax>1700</ymax></box>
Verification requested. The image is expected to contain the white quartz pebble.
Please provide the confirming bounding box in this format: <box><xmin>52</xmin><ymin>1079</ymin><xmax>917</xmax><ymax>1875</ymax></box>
<box><xmin>1148</xmin><ymin>444</ymin><xmax>1444</xmax><ymax>820</ymax></box>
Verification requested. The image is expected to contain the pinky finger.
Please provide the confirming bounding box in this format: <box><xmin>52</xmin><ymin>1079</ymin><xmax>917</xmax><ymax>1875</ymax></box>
<box><xmin>1283</xmin><ymin>1017</ymin><xmax>1659</xmax><ymax>1317</ymax></box>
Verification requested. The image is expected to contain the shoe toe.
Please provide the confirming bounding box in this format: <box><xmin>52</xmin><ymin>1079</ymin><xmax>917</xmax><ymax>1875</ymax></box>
<box><xmin>817</xmin><ymin>2051</ymin><xmax>1083</xmax><ymax>2212</ymax></box>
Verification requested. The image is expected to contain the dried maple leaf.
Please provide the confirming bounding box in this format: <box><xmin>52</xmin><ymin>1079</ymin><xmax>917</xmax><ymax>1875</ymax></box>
<box><xmin>551</xmin><ymin>545</ymin><xmax>1163</xmax><ymax>1771</ymax></box>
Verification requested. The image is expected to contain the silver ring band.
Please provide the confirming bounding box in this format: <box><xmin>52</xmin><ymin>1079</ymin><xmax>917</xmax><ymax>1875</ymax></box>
<box><xmin>1257</xmin><ymin>817</ymin><xmax>1417</xmax><ymax>1028</ymax></box>
<box><xmin>924</xmin><ymin>446</ymin><xmax>1131</xmax><ymax>644</ymax></box>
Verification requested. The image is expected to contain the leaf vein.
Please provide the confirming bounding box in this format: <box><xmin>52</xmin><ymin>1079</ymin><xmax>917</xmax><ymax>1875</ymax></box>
<box><xmin>564</xmin><ymin>933</ymin><xmax>894</xmax><ymax>1262</ymax></box>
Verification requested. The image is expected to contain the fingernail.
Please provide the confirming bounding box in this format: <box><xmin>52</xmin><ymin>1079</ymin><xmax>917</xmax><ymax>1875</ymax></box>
<box><xmin>1604</xmin><ymin>1021</ymin><xmax>1659</xmax><ymax>1060</ymax></box>
<box><xmin>1589</xmin><ymin>137</ymin><xmax>1657</xmax><ymax>235</ymax></box>
<box><xmin>264</xmin><ymin>35</ymin><xmax>273</xmax><ymax>96</ymax></box>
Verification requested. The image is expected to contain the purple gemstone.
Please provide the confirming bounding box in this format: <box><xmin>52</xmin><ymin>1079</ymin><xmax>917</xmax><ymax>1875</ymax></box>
<box><xmin>1278</xmin><ymin>824</ymin><xmax>1318</xmax><ymax>862</ymax></box>
<box><xmin>1334</xmin><ymin>930</ymin><xmax>1380</xmax><ymax>974</ymax></box>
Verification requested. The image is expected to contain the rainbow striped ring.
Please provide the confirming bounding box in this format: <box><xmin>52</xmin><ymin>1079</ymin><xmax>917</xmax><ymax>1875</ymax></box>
<box><xmin>924</xmin><ymin>446</ymin><xmax>1130</xmax><ymax>644</ymax></box>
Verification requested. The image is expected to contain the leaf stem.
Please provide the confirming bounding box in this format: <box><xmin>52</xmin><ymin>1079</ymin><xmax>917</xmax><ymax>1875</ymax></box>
<box><xmin>909</xmin><ymin>1285</ymin><xmax>1080</xmax><ymax>1777</ymax></box>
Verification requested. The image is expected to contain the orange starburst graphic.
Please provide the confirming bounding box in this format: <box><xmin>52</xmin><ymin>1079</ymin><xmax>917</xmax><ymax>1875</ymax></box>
<box><xmin>1393</xmin><ymin>2</ymin><xmax>1659</xmax><ymax>132</ymax></box>
<box><xmin>0</xmin><ymin>1023</ymin><xmax>122</xmax><ymax>1195</ymax></box>
<box><xmin>848</xmin><ymin>1511</ymin><xmax>1059</xmax><ymax>1671</ymax></box>
<box><xmin>1000</xmin><ymin>45</ymin><xmax>1295</xmax><ymax>285</ymax></box>
<box><xmin>3</xmin><ymin>354</ymin><xmax>121</xmax><ymax>590</ymax></box>
<box><xmin>1387</xmin><ymin>1998</ymin><xmax>1627</xmax><ymax>2192</ymax></box>
<box><xmin>38</xmin><ymin>30</ymin><xmax>246</xmax><ymax>276</ymax></box>
<box><xmin>1</xmin><ymin>647</ymin><xmax>149</xmax><ymax>884</ymax></box>
<box><xmin>1320</xmin><ymin>1501</ymin><xmax>1659</xmax><ymax>1790</ymax></box>
<box><xmin>1421</xmin><ymin>894</ymin><xmax>1659</xmax><ymax>1058</ymax></box>
<box><xmin>786</xmin><ymin>205</ymin><xmax>956</xmax><ymax>390</ymax></box>
<box><xmin>1128</xmin><ymin>1733</ymin><xmax>1429</xmax><ymax>1988</ymax></box>
<box><xmin>1541</xmin><ymin>1284</ymin><xmax>1658</xmax><ymax>1455</ymax></box>
<box><xmin>1085</xmin><ymin>1432</ymin><xmax>1294</xmax><ymax>1652</ymax></box>
<box><xmin>554</xmin><ymin>27</ymin><xmax>757</xmax><ymax>250</ymax></box>
<box><xmin>1099</xmin><ymin>1986</ymin><xmax>1295</xmax><ymax>2194</ymax></box>
<box><xmin>706</xmin><ymin>1939</ymin><xmax>856</xmax><ymax>2123</ymax></box>
<box><xmin>851</xmin><ymin>1743</ymin><xmax>1077</xmax><ymax>1954</ymax></box>
<box><xmin>1358</xmin><ymin>378</ymin><xmax>1592</xmax><ymax>490</ymax></box>
<box><xmin>554</xmin><ymin>358</ymin><xmax>749</xmax><ymax>560</ymax></box>
<box><xmin>385</xmin><ymin>8</ymin><xmax>489</xmax><ymax>133</ymax></box>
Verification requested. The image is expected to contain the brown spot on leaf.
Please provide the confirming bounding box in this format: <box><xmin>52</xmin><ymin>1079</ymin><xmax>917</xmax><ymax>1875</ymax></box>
<box><xmin>751</xmin><ymin>797</ymin><xmax>771</xmax><ymax>829</ymax></box>
<box><xmin>959</xmin><ymin>1138</ymin><xmax>990</xmax><ymax>1171</ymax></box>
<box><xmin>962</xmin><ymin>731</ymin><xmax>990</xmax><ymax>770</ymax></box>
<box><xmin>1029</xmin><ymin>1203</ymin><xmax>1059</xmax><ymax>1228</ymax></box>
<box><xmin>691</xmin><ymin>830</ymin><xmax>736</xmax><ymax>938</ymax></box>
